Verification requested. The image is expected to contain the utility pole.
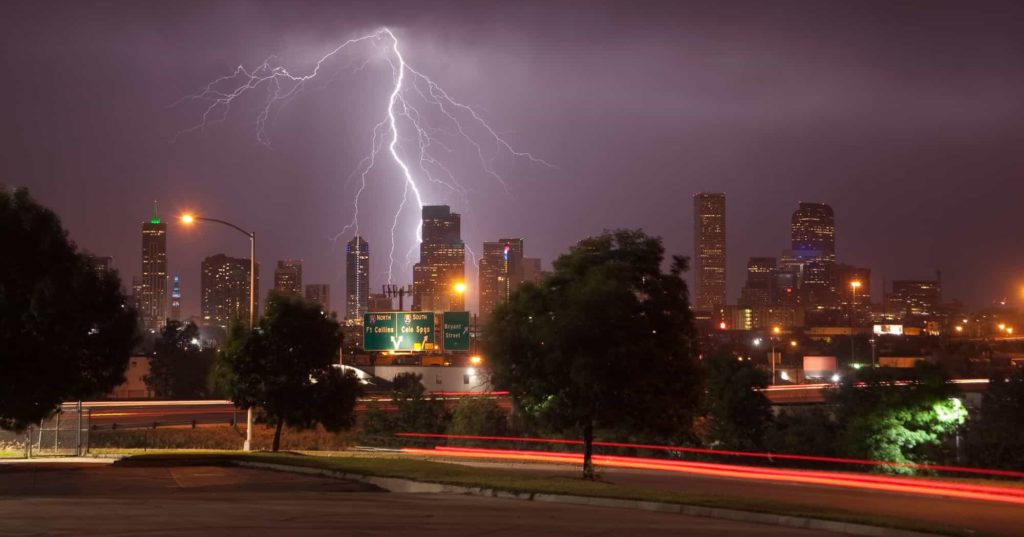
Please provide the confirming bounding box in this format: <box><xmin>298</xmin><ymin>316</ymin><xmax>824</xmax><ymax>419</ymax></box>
<box><xmin>382</xmin><ymin>284</ymin><xmax>415</xmax><ymax>311</ymax></box>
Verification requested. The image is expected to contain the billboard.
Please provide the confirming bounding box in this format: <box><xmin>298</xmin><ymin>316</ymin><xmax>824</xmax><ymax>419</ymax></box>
<box><xmin>363</xmin><ymin>312</ymin><xmax>435</xmax><ymax>351</ymax></box>
<box><xmin>873</xmin><ymin>324</ymin><xmax>904</xmax><ymax>336</ymax></box>
<box><xmin>442</xmin><ymin>311</ymin><xmax>471</xmax><ymax>351</ymax></box>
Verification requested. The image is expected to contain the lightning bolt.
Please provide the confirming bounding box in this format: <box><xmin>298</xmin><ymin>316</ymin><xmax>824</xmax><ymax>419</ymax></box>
<box><xmin>176</xmin><ymin>27</ymin><xmax>553</xmax><ymax>284</ymax></box>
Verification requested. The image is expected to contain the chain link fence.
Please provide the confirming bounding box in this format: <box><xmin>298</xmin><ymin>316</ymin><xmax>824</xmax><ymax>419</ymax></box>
<box><xmin>11</xmin><ymin>404</ymin><xmax>92</xmax><ymax>458</ymax></box>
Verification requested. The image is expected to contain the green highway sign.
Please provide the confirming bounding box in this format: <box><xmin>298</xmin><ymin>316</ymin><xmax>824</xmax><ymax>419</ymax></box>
<box><xmin>442</xmin><ymin>311</ymin><xmax>471</xmax><ymax>351</ymax></box>
<box><xmin>363</xmin><ymin>312</ymin><xmax>435</xmax><ymax>351</ymax></box>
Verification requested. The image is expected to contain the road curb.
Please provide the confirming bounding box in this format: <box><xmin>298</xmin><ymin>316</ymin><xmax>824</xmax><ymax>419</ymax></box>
<box><xmin>235</xmin><ymin>461</ymin><xmax>944</xmax><ymax>537</ymax></box>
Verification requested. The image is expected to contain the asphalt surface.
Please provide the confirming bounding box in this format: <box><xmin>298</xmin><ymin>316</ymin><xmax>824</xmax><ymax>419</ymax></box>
<box><xmin>0</xmin><ymin>461</ymin><xmax>844</xmax><ymax>537</ymax></box>
<box><xmin>447</xmin><ymin>459</ymin><xmax>1023</xmax><ymax>537</ymax></box>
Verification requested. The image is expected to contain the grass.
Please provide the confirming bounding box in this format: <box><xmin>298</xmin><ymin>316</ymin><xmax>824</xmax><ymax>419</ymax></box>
<box><xmin>117</xmin><ymin>451</ymin><xmax>972</xmax><ymax>536</ymax></box>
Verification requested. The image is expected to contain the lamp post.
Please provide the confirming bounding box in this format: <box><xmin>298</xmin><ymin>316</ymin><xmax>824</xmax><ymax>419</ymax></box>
<box><xmin>770</xmin><ymin>325</ymin><xmax>781</xmax><ymax>385</ymax></box>
<box><xmin>850</xmin><ymin>280</ymin><xmax>862</xmax><ymax>364</ymax></box>
<box><xmin>181</xmin><ymin>213</ymin><xmax>257</xmax><ymax>451</ymax></box>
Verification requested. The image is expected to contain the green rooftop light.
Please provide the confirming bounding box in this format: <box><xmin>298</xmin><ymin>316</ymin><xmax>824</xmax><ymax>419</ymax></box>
<box><xmin>150</xmin><ymin>217</ymin><xmax>161</xmax><ymax>224</ymax></box>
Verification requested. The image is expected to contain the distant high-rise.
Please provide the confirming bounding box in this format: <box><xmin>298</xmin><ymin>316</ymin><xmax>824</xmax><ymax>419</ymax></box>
<box><xmin>888</xmin><ymin>279</ymin><xmax>941</xmax><ymax>322</ymax></box>
<box><xmin>479</xmin><ymin>238</ymin><xmax>525</xmax><ymax>322</ymax></box>
<box><xmin>170</xmin><ymin>275</ymin><xmax>182</xmax><ymax>321</ymax></box>
<box><xmin>305</xmin><ymin>284</ymin><xmax>330</xmax><ymax>313</ymax></box>
<box><xmin>791</xmin><ymin>202</ymin><xmax>836</xmax><ymax>257</ymax></box>
<box><xmin>693</xmin><ymin>193</ymin><xmax>726</xmax><ymax>312</ymax></box>
<box><xmin>140</xmin><ymin>210</ymin><xmax>168</xmax><ymax>332</ymax></box>
<box><xmin>273</xmin><ymin>259</ymin><xmax>303</xmax><ymax>297</ymax></box>
<box><xmin>368</xmin><ymin>293</ymin><xmax>393</xmax><ymax>312</ymax></box>
<box><xmin>346</xmin><ymin>236</ymin><xmax>369</xmax><ymax>321</ymax></box>
<box><xmin>412</xmin><ymin>206</ymin><xmax>465</xmax><ymax>312</ymax></box>
<box><xmin>739</xmin><ymin>257</ymin><xmax>777</xmax><ymax>307</ymax></box>
<box><xmin>791</xmin><ymin>202</ymin><xmax>837</xmax><ymax>305</ymax></box>
<box><xmin>201</xmin><ymin>254</ymin><xmax>260</xmax><ymax>329</ymax></box>
<box><xmin>84</xmin><ymin>254</ymin><xmax>113</xmax><ymax>275</ymax></box>
<box><xmin>130</xmin><ymin>276</ymin><xmax>144</xmax><ymax>314</ymax></box>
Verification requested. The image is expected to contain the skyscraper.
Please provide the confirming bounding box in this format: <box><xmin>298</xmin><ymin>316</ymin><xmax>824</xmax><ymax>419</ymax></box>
<box><xmin>346</xmin><ymin>236</ymin><xmax>369</xmax><ymax>321</ymax></box>
<box><xmin>412</xmin><ymin>205</ymin><xmax>465</xmax><ymax>312</ymax></box>
<box><xmin>273</xmin><ymin>259</ymin><xmax>302</xmax><ymax>297</ymax></box>
<box><xmin>201</xmin><ymin>254</ymin><xmax>260</xmax><ymax>329</ymax></box>
<box><xmin>887</xmin><ymin>279</ymin><xmax>941</xmax><ymax>322</ymax></box>
<box><xmin>791</xmin><ymin>202</ymin><xmax>837</xmax><ymax>305</ymax></box>
<box><xmin>305</xmin><ymin>283</ymin><xmax>330</xmax><ymax>313</ymax></box>
<box><xmin>170</xmin><ymin>275</ymin><xmax>182</xmax><ymax>321</ymax></box>
<box><xmin>693</xmin><ymin>193</ymin><xmax>726</xmax><ymax>312</ymax></box>
<box><xmin>479</xmin><ymin>238</ymin><xmax>525</xmax><ymax>322</ymax></box>
<box><xmin>739</xmin><ymin>257</ymin><xmax>777</xmax><ymax>307</ymax></box>
<box><xmin>140</xmin><ymin>211</ymin><xmax>167</xmax><ymax>332</ymax></box>
<box><xmin>84</xmin><ymin>254</ymin><xmax>113</xmax><ymax>275</ymax></box>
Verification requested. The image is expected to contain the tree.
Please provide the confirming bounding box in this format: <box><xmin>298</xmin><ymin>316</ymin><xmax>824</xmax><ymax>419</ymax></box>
<box><xmin>0</xmin><ymin>189</ymin><xmax>137</xmax><ymax>430</ymax></box>
<box><xmin>219</xmin><ymin>294</ymin><xmax>362</xmax><ymax>451</ymax></box>
<box><xmin>391</xmin><ymin>372</ymin><xmax>449</xmax><ymax>435</ymax></box>
<box><xmin>447</xmin><ymin>397</ymin><xmax>508</xmax><ymax>438</ymax></box>
<box><xmin>965</xmin><ymin>369</ymin><xmax>1024</xmax><ymax>471</ymax></box>
<box><xmin>828</xmin><ymin>364</ymin><xmax>965</xmax><ymax>472</ymax></box>
<box><xmin>145</xmin><ymin>321</ymin><xmax>216</xmax><ymax>398</ymax></box>
<box><xmin>702</xmin><ymin>352</ymin><xmax>772</xmax><ymax>450</ymax></box>
<box><xmin>486</xmin><ymin>229</ymin><xmax>701</xmax><ymax>479</ymax></box>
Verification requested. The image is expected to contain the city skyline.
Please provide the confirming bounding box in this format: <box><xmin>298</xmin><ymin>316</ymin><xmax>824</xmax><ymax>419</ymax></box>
<box><xmin>7</xmin><ymin>2</ymin><xmax>1024</xmax><ymax>317</ymax></box>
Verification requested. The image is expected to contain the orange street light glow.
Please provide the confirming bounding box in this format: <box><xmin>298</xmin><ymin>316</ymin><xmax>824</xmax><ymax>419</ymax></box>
<box><xmin>469</xmin><ymin>355</ymin><xmax>482</xmax><ymax>365</ymax></box>
<box><xmin>850</xmin><ymin>280</ymin><xmax>862</xmax><ymax>289</ymax></box>
<box><xmin>181</xmin><ymin>214</ymin><xmax>195</xmax><ymax>224</ymax></box>
<box><xmin>772</xmin><ymin>326</ymin><xmax>781</xmax><ymax>335</ymax></box>
<box><xmin>453</xmin><ymin>282</ymin><xmax>467</xmax><ymax>294</ymax></box>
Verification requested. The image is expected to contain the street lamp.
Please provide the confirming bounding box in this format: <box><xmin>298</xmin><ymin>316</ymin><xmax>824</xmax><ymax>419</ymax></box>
<box><xmin>180</xmin><ymin>213</ymin><xmax>257</xmax><ymax>452</ymax></box>
<box><xmin>770</xmin><ymin>325</ymin><xmax>782</xmax><ymax>384</ymax></box>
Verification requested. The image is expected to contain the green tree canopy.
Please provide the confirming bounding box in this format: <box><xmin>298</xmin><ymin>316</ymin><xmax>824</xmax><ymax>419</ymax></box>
<box><xmin>965</xmin><ymin>368</ymin><xmax>1024</xmax><ymax>471</ymax></box>
<box><xmin>219</xmin><ymin>294</ymin><xmax>362</xmax><ymax>451</ymax></box>
<box><xmin>0</xmin><ymin>189</ymin><xmax>137</xmax><ymax>430</ymax></box>
<box><xmin>828</xmin><ymin>364</ymin><xmax>965</xmax><ymax>471</ymax></box>
<box><xmin>485</xmin><ymin>229</ymin><xmax>701</xmax><ymax>478</ymax></box>
<box><xmin>702</xmin><ymin>352</ymin><xmax>773</xmax><ymax>450</ymax></box>
<box><xmin>145</xmin><ymin>320</ymin><xmax>216</xmax><ymax>399</ymax></box>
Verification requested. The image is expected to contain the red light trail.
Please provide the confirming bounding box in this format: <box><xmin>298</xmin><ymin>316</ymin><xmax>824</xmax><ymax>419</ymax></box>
<box><xmin>395</xmin><ymin>432</ymin><xmax>1024</xmax><ymax>479</ymax></box>
<box><xmin>401</xmin><ymin>445</ymin><xmax>1024</xmax><ymax>506</ymax></box>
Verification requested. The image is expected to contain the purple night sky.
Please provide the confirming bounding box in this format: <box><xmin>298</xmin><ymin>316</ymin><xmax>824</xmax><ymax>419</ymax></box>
<box><xmin>4</xmin><ymin>1</ymin><xmax>1024</xmax><ymax>316</ymax></box>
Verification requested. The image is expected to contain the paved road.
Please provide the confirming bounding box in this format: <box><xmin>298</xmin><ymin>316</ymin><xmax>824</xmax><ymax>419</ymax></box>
<box><xmin>0</xmin><ymin>461</ymin><xmax>843</xmax><ymax>537</ymax></box>
<box><xmin>446</xmin><ymin>459</ymin><xmax>1021</xmax><ymax>537</ymax></box>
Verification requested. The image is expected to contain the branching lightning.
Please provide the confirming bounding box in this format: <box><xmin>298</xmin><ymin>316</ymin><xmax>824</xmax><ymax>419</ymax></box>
<box><xmin>176</xmin><ymin>27</ymin><xmax>552</xmax><ymax>283</ymax></box>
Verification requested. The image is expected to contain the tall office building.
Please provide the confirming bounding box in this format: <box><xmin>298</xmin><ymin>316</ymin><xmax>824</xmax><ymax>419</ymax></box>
<box><xmin>739</xmin><ymin>257</ymin><xmax>777</xmax><ymax>307</ymax></box>
<box><xmin>305</xmin><ymin>284</ymin><xmax>331</xmax><ymax>313</ymax></box>
<box><xmin>273</xmin><ymin>259</ymin><xmax>303</xmax><ymax>297</ymax></box>
<box><xmin>141</xmin><ymin>212</ymin><xmax>168</xmax><ymax>332</ymax></box>
<box><xmin>887</xmin><ymin>279</ymin><xmax>941</xmax><ymax>322</ymax></box>
<box><xmin>412</xmin><ymin>205</ymin><xmax>466</xmax><ymax>312</ymax></box>
<box><xmin>791</xmin><ymin>202</ymin><xmax>837</xmax><ymax>305</ymax></box>
<box><xmin>130</xmin><ymin>276</ymin><xmax>144</xmax><ymax>314</ymax></box>
<box><xmin>693</xmin><ymin>193</ymin><xmax>727</xmax><ymax>312</ymax></box>
<box><xmin>479</xmin><ymin>238</ymin><xmax>525</xmax><ymax>322</ymax></box>
<box><xmin>201</xmin><ymin>254</ymin><xmax>260</xmax><ymax>329</ymax></box>
<box><xmin>346</xmin><ymin>236</ymin><xmax>369</xmax><ymax>321</ymax></box>
<box><xmin>84</xmin><ymin>254</ymin><xmax>113</xmax><ymax>275</ymax></box>
<box><xmin>170</xmin><ymin>275</ymin><xmax>182</xmax><ymax>321</ymax></box>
